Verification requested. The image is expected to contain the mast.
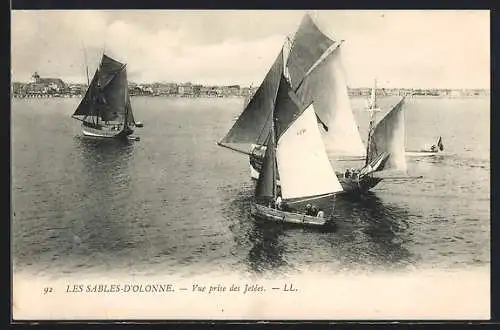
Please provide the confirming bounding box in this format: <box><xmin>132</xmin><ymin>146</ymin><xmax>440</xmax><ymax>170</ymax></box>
<box><xmin>270</xmin><ymin>121</ymin><xmax>277</xmax><ymax>201</ymax></box>
<box><xmin>365</xmin><ymin>78</ymin><xmax>379</xmax><ymax>166</ymax></box>
<box><xmin>82</xmin><ymin>45</ymin><xmax>90</xmax><ymax>87</ymax></box>
<box><xmin>122</xmin><ymin>64</ymin><xmax>128</xmax><ymax>127</ymax></box>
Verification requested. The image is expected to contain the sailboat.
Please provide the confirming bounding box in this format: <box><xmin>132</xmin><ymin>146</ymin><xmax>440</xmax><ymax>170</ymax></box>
<box><xmin>219</xmin><ymin>13</ymin><xmax>401</xmax><ymax>194</ymax></box>
<box><xmin>406</xmin><ymin>136</ymin><xmax>445</xmax><ymax>157</ymax></box>
<box><xmin>72</xmin><ymin>54</ymin><xmax>139</xmax><ymax>139</ymax></box>
<box><xmin>250</xmin><ymin>72</ymin><xmax>342</xmax><ymax>227</ymax></box>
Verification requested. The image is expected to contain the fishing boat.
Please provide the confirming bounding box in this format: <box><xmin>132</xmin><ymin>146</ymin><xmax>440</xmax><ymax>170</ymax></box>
<box><xmin>406</xmin><ymin>136</ymin><xmax>445</xmax><ymax>157</ymax></box>
<box><xmin>218</xmin><ymin>13</ymin><xmax>410</xmax><ymax>194</ymax></box>
<box><xmin>218</xmin><ymin>13</ymin><xmax>365</xmax><ymax>192</ymax></box>
<box><xmin>334</xmin><ymin>79</ymin><xmax>408</xmax><ymax>192</ymax></box>
<box><xmin>250</xmin><ymin>72</ymin><xmax>342</xmax><ymax>227</ymax></box>
<box><xmin>72</xmin><ymin>54</ymin><xmax>140</xmax><ymax>139</ymax></box>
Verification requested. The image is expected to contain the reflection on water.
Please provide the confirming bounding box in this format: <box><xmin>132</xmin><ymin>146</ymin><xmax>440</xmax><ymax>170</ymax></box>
<box><xmin>223</xmin><ymin>187</ymin><xmax>415</xmax><ymax>275</ymax></box>
<box><xmin>333</xmin><ymin>193</ymin><xmax>415</xmax><ymax>268</ymax></box>
<box><xmin>12</xmin><ymin>96</ymin><xmax>489</xmax><ymax>277</ymax></box>
<box><xmin>69</xmin><ymin>136</ymin><xmax>137</xmax><ymax>263</ymax></box>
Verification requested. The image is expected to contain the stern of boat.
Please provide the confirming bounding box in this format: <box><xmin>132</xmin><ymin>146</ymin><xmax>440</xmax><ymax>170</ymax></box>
<box><xmin>338</xmin><ymin>175</ymin><xmax>383</xmax><ymax>194</ymax></box>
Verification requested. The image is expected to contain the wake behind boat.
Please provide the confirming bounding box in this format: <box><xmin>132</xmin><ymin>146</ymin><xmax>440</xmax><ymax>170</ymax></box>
<box><xmin>72</xmin><ymin>54</ymin><xmax>142</xmax><ymax>140</ymax></box>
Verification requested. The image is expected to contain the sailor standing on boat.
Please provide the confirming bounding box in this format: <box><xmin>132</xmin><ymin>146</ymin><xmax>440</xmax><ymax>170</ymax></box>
<box><xmin>275</xmin><ymin>196</ymin><xmax>282</xmax><ymax>210</ymax></box>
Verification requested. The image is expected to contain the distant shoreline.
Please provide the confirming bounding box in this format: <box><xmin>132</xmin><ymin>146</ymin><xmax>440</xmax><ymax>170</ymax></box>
<box><xmin>11</xmin><ymin>94</ymin><xmax>490</xmax><ymax>100</ymax></box>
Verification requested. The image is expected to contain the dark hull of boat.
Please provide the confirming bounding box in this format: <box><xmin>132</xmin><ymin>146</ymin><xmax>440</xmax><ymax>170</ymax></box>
<box><xmin>337</xmin><ymin>175</ymin><xmax>383</xmax><ymax>194</ymax></box>
<box><xmin>250</xmin><ymin>203</ymin><xmax>330</xmax><ymax>227</ymax></box>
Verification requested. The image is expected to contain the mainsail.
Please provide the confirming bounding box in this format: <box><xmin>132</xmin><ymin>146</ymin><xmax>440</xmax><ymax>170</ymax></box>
<box><xmin>220</xmin><ymin>13</ymin><xmax>365</xmax><ymax>159</ymax></box>
<box><xmin>72</xmin><ymin>54</ymin><xmax>131</xmax><ymax>125</ymax></box>
<box><xmin>367</xmin><ymin>97</ymin><xmax>407</xmax><ymax>172</ymax></box>
<box><xmin>286</xmin><ymin>13</ymin><xmax>335</xmax><ymax>90</ymax></box>
<box><xmin>258</xmin><ymin>74</ymin><xmax>343</xmax><ymax>201</ymax></box>
<box><xmin>282</xmin><ymin>13</ymin><xmax>365</xmax><ymax>157</ymax></box>
<box><xmin>294</xmin><ymin>46</ymin><xmax>366</xmax><ymax>156</ymax></box>
<box><xmin>218</xmin><ymin>50</ymin><xmax>284</xmax><ymax>153</ymax></box>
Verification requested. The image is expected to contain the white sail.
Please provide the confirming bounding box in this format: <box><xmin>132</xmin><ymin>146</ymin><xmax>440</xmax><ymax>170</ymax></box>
<box><xmin>369</xmin><ymin>98</ymin><xmax>407</xmax><ymax>172</ymax></box>
<box><xmin>295</xmin><ymin>46</ymin><xmax>366</xmax><ymax>157</ymax></box>
<box><xmin>276</xmin><ymin>104</ymin><xmax>343</xmax><ymax>200</ymax></box>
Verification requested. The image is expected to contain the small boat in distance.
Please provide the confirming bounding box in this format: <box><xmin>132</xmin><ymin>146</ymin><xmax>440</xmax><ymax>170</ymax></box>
<box><xmin>72</xmin><ymin>54</ymin><xmax>141</xmax><ymax>139</ymax></box>
<box><xmin>250</xmin><ymin>72</ymin><xmax>342</xmax><ymax>227</ymax></box>
<box><xmin>406</xmin><ymin>136</ymin><xmax>445</xmax><ymax>157</ymax></box>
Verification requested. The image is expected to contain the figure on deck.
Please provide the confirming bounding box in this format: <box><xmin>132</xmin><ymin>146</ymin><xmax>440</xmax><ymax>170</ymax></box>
<box><xmin>275</xmin><ymin>196</ymin><xmax>282</xmax><ymax>210</ymax></box>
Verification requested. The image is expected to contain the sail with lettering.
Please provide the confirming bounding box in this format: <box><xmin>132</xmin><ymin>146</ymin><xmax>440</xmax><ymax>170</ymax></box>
<box><xmin>72</xmin><ymin>54</ymin><xmax>140</xmax><ymax>139</ymax></box>
<box><xmin>274</xmin><ymin>76</ymin><xmax>343</xmax><ymax>200</ymax></box>
<box><xmin>251</xmin><ymin>74</ymin><xmax>341</xmax><ymax>227</ymax></box>
<box><xmin>366</xmin><ymin>97</ymin><xmax>407</xmax><ymax>172</ymax></box>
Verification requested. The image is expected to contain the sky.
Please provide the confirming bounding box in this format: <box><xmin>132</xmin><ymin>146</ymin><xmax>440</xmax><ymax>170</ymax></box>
<box><xmin>11</xmin><ymin>10</ymin><xmax>490</xmax><ymax>89</ymax></box>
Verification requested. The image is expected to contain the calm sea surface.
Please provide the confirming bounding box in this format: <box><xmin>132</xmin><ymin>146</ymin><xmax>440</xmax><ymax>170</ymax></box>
<box><xmin>12</xmin><ymin>96</ymin><xmax>490</xmax><ymax>278</ymax></box>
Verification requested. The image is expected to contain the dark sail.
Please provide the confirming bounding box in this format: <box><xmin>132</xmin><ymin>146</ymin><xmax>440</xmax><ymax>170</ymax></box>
<box><xmin>219</xmin><ymin>50</ymin><xmax>284</xmax><ymax>151</ymax></box>
<box><xmin>72</xmin><ymin>69</ymin><xmax>99</xmax><ymax>117</ymax></box>
<box><xmin>72</xmin><ymin>54</ymin><xmax>132</xmax><ymax>125</ymax></box>
<box><xmin>125</xmin><ymin>93</ymin><xmax>135</xmax><ymax>126</ymax></box>
<box><xmin>99</xmin><ymin>65</ymin><xmax>128</xmax><ymax>122</ymax></box>
<box><xmin>98</xmin><ymin>55</ymin><xmax>125</xmax><ymax>89</ymax></box>
<box><xmin>255</xmin><ymin>130</ymin><xmax>276</xmax><ymax>200</ymax></box>
<box><xmin>286</xmin><ymin>13</ymin><xmax>335</xmax><ymax>91</ymax></box>
<box><xmin>437</xmin><ymin>136</ymin><xmax>444</xmax><ymax>151</ymax></box>
<box><xmin>367</xmin><ymin>97</ymin><xmax>407</xmax><ymax>172</ymax></box>
<box><xmin>273</xmin><ymin>75</ymin><xmax>307</xmax><ymax>140</ymax></box>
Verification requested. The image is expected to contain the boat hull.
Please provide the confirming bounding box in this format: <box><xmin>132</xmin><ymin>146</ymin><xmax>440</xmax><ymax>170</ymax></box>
<box><xmin>82</xmin><ymin>124</ymin><xmax>134</xmax><ymax>139</ymax></box>
<box><xmin>406</xmin><ymin>150</ymin><xmax>443</xmax><ymax>157</ymax></box>
<box><xmin>250</xmin><ymin>203</ymin><xmax>329</xmax><ymax>227</ymax></box>
<box><xmin>249</xmin><ymin>156</ymin><xmax>382</xmax><ymax>195</ymax></box>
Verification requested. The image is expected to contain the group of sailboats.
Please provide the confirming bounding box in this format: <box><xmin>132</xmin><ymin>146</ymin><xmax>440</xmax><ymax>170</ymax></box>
<box><xmin>69</xmin><ymin>14</ymin><xmax>442</xmax><ymax>228</ymax></box>
<box><xmin>72</xmin><ymin>53</ymin><xmax>143</xmax><ymax>140</ymax></box>
<box><xmin>217</xmin><ymin>13</ymin><xmax>435</xmax><ymax>227</ymax></box>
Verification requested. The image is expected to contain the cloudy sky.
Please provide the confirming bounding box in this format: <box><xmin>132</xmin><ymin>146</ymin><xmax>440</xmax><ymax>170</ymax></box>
<box><xmin>11</xmin><ymin>10</ymin><xmax>489</xmax><ymax>88</ymax></box>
